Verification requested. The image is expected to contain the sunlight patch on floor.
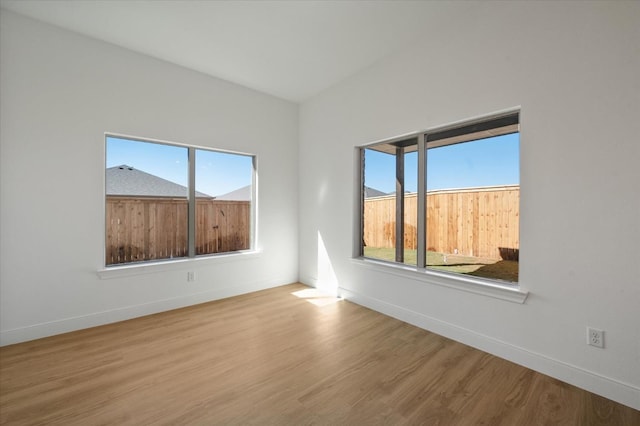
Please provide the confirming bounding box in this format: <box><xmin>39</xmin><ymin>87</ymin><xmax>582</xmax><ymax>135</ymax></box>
<box><xmin>291</xmin><ymin>288</ymin><xmax>342</xmax><ymax>307</ymax></box>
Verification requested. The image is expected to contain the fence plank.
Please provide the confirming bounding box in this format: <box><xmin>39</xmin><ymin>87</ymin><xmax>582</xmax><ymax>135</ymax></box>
<box><xmin>364</xmin><ymin>186</ymin><xmax>519</xmax><ymax>260</ymax></box>
<box><xmin>106</xmin><ymin>197</ymin><xmax>250</xmax><ymax>266</ymax></box>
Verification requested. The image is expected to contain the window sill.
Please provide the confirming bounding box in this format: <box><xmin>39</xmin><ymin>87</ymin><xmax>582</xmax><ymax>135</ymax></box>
<box><xmin>97</xmin><ymin>250</ymin><xmax>262</xmax><ymax>280</ymax></box>
<box><xmin>350</xmin><ymin>257</ymin><xmax>528</xmax><ymax>304</ymax></box>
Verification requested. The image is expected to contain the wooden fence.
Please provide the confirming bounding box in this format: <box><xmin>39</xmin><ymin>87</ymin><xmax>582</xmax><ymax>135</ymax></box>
<box><xmin>363</xmin><ymin>185</ymin><xmax>519</xmax><ymax>260</ymax></box>
<box><xmin>106</xmin><ymin>197</ymin><xmax>250</xmax><ymax>265</ymax></box>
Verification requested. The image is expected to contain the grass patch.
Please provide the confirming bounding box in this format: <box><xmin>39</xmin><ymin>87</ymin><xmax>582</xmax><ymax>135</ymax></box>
<box><xmin>363</xmin><ymin>247</ymin><xmax>518</xmax><ymax>283</ymax></box>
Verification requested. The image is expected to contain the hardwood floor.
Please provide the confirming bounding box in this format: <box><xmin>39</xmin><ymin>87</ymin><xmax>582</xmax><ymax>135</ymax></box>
<box><xmin>1</xmin><ymin>283</ymin><xmax>638</xmax><ymax>425</ymax></box>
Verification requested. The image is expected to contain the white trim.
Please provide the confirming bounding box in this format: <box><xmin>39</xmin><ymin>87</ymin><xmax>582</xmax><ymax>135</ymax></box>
<box><xmin>354</xmin><ymin>108</ymin><xmax>523</xmax><ymax>300</ymax></box>
<box><xmin>336</xmin><ymin>286</ymin><xmax>640</xmax><ymax>411</ymax></box>
<box><xmin>351</xmin><ymin>257</ymin><xmax>528</xmax><ymax>304</ymax></box>
<box><xmin>98</xmin><ymin>249</ymin><xmax>262</xmax><ymax>279</ymax></box>
<box><xmin>0</xmin><ymin>274</ymin><xmax>281</xmax><ymax>347</ymax></box>
<box><xmin>103</xmin><ymin>132</ymin><xmax>258</xmax><ymax>269</ymax></box>
<box><xmin>105</xmin><ymin>132</ymin><xmax>255</xmax><ymax>157</ymax></box>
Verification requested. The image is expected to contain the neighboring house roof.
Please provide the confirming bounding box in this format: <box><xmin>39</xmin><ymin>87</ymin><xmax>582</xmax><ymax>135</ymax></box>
<box><xmin>364</xmin><ymin>186</ymin><xmax>388</xmax><ymax>198</ymax></box>
<box><xmin>215</xmin><ymin>185</ymin><xmax>251</xmax><ymax>201</ymax></box>
<box><xmin>106</xmin><ymin>165</ymin><xmax>212</xmax><ymax>198</ymax></box>
<box><xmin>385</xmin><ymin>190</ymin><xmax>413</xmax><ymax>196</ymax></box>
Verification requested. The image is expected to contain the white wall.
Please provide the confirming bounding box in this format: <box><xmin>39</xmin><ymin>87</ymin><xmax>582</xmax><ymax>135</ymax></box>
<box><xmin>2</xmin><ymin>1</ymin><xmax>639</xmax><ymax>411</ymax></box>
<box><xmin>0</xmin><ymin>11</ymin><xmax>299</xmax><ymax>345</ymax></box>
<box><xmin>299</xmin><ymin>2</ymin><xmax>640</xmax><ymax>409</ymax></box>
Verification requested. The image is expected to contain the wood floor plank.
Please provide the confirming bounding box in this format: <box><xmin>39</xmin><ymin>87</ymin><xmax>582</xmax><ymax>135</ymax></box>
<box><xmin>1</xmin><ymin>283</ymin><xmax>638</xmax><ymax>425</ymax></box>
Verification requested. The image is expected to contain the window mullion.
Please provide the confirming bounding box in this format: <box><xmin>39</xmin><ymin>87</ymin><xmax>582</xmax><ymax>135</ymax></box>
<box><xmin>395</xmin><ymin>147</ymin><xmax>405</xmax><ymax>263</ymax></box>
<box><xmin>417</xmin><ymin>135</ymin><xmax>426</xmax><ymax>268</ymax></box>
<box><xmin>188</xmin><ymin>147</ymin><xmax>196</xmax><ymax>258</ymax></box>
<box><xmin>358</xmin><ymin>149</ymin><xmax>365</xmax><ymax>257</ymax></box>
<box><xmin>251</xmin><ymin>155</ymin><xmax>257</xmax><ymax>251</ymax></box>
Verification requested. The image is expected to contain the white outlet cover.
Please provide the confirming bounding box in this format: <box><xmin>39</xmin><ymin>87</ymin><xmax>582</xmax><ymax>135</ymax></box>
<box><xmin>587</xmin><ymin>327</ymin><xmax>604</xmax><ymax>348</ymax></box>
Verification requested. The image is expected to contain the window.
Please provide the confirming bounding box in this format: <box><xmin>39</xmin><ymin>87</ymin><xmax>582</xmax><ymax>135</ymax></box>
<box><xmin>105</xmin><ymin>135</ymin><xmax>255</xmax><ymax>266</ymax></box>
<box><xmin>359</xmin><ymin>111</ymin><xmax>519</xmax><ymax>283</ymax></box>
<box><xmin>363</xmin><ymin>137</ymin><xmax>418</xmax><ymax>265</ymax></box>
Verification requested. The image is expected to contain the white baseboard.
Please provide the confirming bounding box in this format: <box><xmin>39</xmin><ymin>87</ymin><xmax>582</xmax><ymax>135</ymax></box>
<box><xmin>0</xmin><ymin>277</ymin><xmax>290</xmax><ymax>347</ymax></box>
<box><xmin>334</xmin><ymin>285</ymin><xmax>640</xmax><ymax>411</ymax></box>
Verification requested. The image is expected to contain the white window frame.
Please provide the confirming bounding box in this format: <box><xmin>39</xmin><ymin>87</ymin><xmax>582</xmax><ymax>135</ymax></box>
<box><xmin>99</xmin><ymin>133</ymin><xmax>258</xmax><ymax>276</ymax></box>
<box><xmin>354</xmin><ymin>110</ymin><xmax>528</xmax><ymax>303</ymax></box>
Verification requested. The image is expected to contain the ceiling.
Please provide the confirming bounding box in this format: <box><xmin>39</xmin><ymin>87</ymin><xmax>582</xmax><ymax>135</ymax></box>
<box><xmin>0</xmin><ymin>0</ymin><xmax>461</xmax><ymax>102</ymax></box>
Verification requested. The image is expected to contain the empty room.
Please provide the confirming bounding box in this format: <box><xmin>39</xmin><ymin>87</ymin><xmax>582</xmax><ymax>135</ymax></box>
<box><xmin>1</xmin><ymin>1</ymin><xmax>638</xmax><ymax>424</ymax></box>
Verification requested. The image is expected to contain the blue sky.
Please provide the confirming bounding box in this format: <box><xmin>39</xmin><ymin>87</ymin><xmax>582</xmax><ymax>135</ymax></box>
<box><xmin>106</xmin><ymin>136</ymin><xmax>253</xmax><ymax>197</ymax></box>
<box><xmin>107</xmin><ymin>132</ymin><xmax>518</xmax><ymax>197</ymax></box>
<box><xmin>364</xmin><ymin>133</ymin><xmax>519</xmax><ymax>193</ymax></box>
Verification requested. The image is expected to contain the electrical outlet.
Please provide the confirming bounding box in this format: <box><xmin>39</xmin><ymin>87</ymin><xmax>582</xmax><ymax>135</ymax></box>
<box><xmin>587</xmin><ymin>327</ymin><xmax>604</xmax><ymax>348</ymax></box>
<box><xmin>187</xmin><ymin>271</ymin><xmax>195</xmax><ymax>282</ymax></box>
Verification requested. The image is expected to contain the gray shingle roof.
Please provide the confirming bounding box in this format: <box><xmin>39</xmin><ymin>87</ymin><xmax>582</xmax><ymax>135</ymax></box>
<box><xmin>364</xmin><ymin>186</ymin><xmax>388</xmax><ymax>198</ymax></box>
<box><xmin>215</xmin><ymin>185</ymin><xmax>251</xmax><ymax>201</ymax></box>
<box><xmin>106</xmin><ymin>165</ymin><xmax>212</xmax><ymax>198</ymax></box>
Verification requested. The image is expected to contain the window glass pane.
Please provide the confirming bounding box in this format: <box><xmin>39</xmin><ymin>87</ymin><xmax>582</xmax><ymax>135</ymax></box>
<box><xmin>195</xmin><ymin>150</ymin><xmax>253</xmax><ymax>255</ymax></box>
<box><xmin>105</xmin><ymin>137</ymin><xmax>188</xmax><ymax>265</ymax></box>
<box><xmin>426</xmin><ymin>132</ymin><xmax>519</xmax><ymax>282</ymax></box>
<box><xmin>403</xmin><ymin>151</ymin><xmax>418</xmax><ymax>265</ymax></box>
<box><xmin>362</xmin><ymin>140</ymin><xmax>417</xmax><ymax>265</ymax></box>
<box><xmin>363</xmin><ymin>148</ymin><xmax>395</xmax><ymax>262</ymax></box>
